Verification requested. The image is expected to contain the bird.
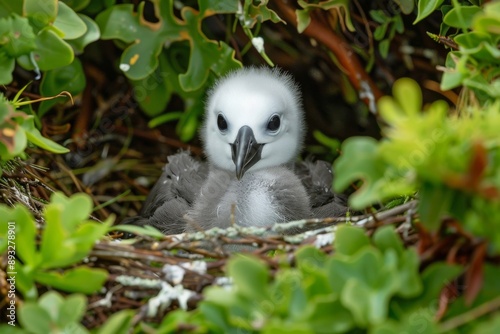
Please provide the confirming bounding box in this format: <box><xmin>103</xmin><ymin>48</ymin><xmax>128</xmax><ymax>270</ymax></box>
<box><xmin>122</xmin><ymin>67</ymin><xmax>348</xmax><ymax>235</ymax></box>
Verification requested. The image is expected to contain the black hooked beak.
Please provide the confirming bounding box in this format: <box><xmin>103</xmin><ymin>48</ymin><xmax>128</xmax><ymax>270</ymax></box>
<box><xmin>231</xmin><ymin>126</ymin><xmax>264</xmax><ymax>180</ymax></box>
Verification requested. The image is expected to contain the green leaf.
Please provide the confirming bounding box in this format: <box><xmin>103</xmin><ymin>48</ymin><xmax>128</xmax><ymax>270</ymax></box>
<box><xmin>53</xmin><ymin>1</ymin><xmax>87</xmax><ymax>39</ymax></box>
<box><xmin>379</xmin><ymin>39</ymin><xmax>390</xmax><ymax>58</ymax></box>
<box><xmin>394</xmin><ymin>0</ymin><xmax>414</xmax><ymax>15</ymax></box>
<box><xmin>305</xmin><ymin>294</ymin><xmax>354</xmax><ymax>333</ymax></box>
<box><xmin>392</xmin><ymin>78</ymin><xmax>422</xmax><ymax>117</ymax></box>
<box><xmin>372</xmin><ymin>225</ymin><xmax>404</xmax><ymax>255</ymax></box>
<box><xmin>96</xmin><ymin>310</ymin><xmax>135</xmax><ymax>334</ymax></box>
<box><xmin>37</xmin><ymin>290</ymin><xmax>64</xmax><ymax>321</ymax></box>
<box><xmin>111</xmin><ymin>224</ymin><xmax>165</xmax><ymax>238</ymax></box>
<box><xmin>0</xmin><ymin>205</ymin><xmax>37</xmax><ymax>264</ymax></box>
<box><xmin>228</xmin><ymin>255</ymin><xmax>270</xmax><ymax>301</ymax></box>
<box><xmin>40</xmin><ymin>204</ymin><xmax>69</xmax><ymax>267</ymax></box>
<box><xmin>21</xmin><ymin>117</ymin><xmax>69</xmax><ymax>153</ymax></box>
<box><xmin>31</xmin><ymin>28</ymin><xmax>74</xmax><ymax>71</ymax></box>
<box><xmin>63</xmin><ymin>0</ymin><xmax>92</xmax><ymax>12</ymax></box>
<box><xmin>0</xmin><ymin>1</ymin><xmax>23</xmax><ymax>17</ymax></box>
<box><xmin>58</xmin><ymin>294</ymin><xmax>87</xmax><ymax>327</ymax></box>
<box><xmin>130</xmin><ymin>53</ymin><xmax>171</xmax><ymax>117</ymax></box>
<box><xmin>0</xmin><ymin>53</ymin><xmax>14</xmax><ymax>85</ymax></box>
<box><xmin>414</xmin><ymin>0</ymin><xmax>445</xmax><ymax>24</ymax></box>
<box><xmin>50</xmin><ymin>192</ymin><xmax>93</xmax><ymax>231</ymax></box>
<box><xmin>335</xmin><ymin>224</ymin><xmax>370</xmax><ymax>256</ymax></box>
<box><xmin>36</xmin><ymin>267</ymin><xmax>108</xmax><ymax>294</ymax></box>
<box><xmin>328</xmin><ymin>247</ymin><xmax>400</xmax><ymax>326</ymax></box>
<box><xmin>443</xmin><ymin>5</ymin><xmax>481</xmax><ymax>30</ymax></box>
<box><xmin>18</xmin><ymin>303</ymin><xmax>53</xmax><ymax>334</ymax></box>
<box><xmin>333</xmin><ymin>137</ymin><xmax>391</xmax><ymax>209</ymax></box>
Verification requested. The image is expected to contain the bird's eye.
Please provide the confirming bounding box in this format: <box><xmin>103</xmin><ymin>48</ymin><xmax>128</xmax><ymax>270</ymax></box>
<box><xmin>217</xmin><ymin>114</ymin><xmax>228</xmax><ymax>132</ymax></box>
<box><xmin>267</xmin><ymin>115</ymin><xmax>281</xmax><ymax>132</ymax></box>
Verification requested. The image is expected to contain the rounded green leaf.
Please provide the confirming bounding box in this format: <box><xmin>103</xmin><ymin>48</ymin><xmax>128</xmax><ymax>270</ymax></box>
<box><xmin>32</xmin><ymin>28</ymin><xmax>74</xmax><ymax>71</ymax></box>
<box><xmin>18</xmin><ymin>303</ymin><xmax>53</xmax><ymax>334</ymax></box>
<box><xmin>69</xmin><ymin>14</ymin><xmax>100</xmax><ymax>54</ymax></box>
<box><xmin>392</xmin><ymin>77</ymin><xmax>422</xmax><ymax>116</ymax></box>
<box><xmin>38</xmin><ymin>291</ymin><xmax>64</xmax><ymax>321</ymax></box>
<box><xmin>227</xmin><ymin>256</ymin><xmax>270</xmax><ymax>300</ymax></box>
<box><xmin>53</xmin><ymin>1</ymin><xmax>87</xmax><ymax>40</ymax></box>
<box><xmin>443</xmin><ymin>5</ymin><xmax>481</xmax><ymax>29</ymax></box>
<box><xmin>335</xmin><ymin>225</ymin><xmax>371</xmax><ymax>256</ymax></box>
<box><xmin>96</xmin><ymin>310</ymin><xmax>135</xmax><ymax>334</ymax></box>
<box><xmin>58</xmin><ymin>294</ymin><xmax>87</xmax><ymax>326</ymax></box>
<box><xmin>414</xmin><ymin>0</ymin><xmax>445</xmax><ymax>24</ymax></box>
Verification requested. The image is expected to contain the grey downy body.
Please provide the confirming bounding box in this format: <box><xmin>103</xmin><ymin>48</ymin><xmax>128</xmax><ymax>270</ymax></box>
<box><xmin>122</xmin><ymin>67</ymin><xmax>348</xmax><ymax>234</ymax></box>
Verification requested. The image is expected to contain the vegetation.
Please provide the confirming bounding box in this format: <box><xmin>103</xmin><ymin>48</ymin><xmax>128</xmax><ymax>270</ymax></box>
<box><xmin>1</xmin><ymin>0</ymin><xmax>499</xmax><ymax>333</ymax></box>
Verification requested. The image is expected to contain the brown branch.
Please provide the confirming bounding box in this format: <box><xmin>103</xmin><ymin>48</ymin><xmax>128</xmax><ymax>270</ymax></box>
<box><xmin>274</xmin><ymin>0</ymin><xmax>383</xmax><ymax>114</ymax></box>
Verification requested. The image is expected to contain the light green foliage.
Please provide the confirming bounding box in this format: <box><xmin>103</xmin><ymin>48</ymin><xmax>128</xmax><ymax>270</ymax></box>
<box><xmin>438</xmin><ymin>1</ymin><xmax>500</xmax><ymax>102</ymax></box>
<box><xmin>0</xmin><ymin>192</ymin><xmax>111</xmax><ymax>299</ymax></box>
<box><xmin>158</xmin><ymin>225</ymin><xmax>461</xmax><ymax>333</ymax></box>
<box><xmin>414</xmin><ymin>0</ymin><xmax>445</xmax><ymax>23</ymax></box>
<box><xmin>0</xmin><ymin>291</ymin><xmax>135</xmax><ymax>334</ymax></box>
<box><xmin>334</xmin><ymin>78</ymin><xmax>500</xmax><ymax>250</ymax></box>
<box><xmin>0</xmin><ymin>92</ymin><xmax>69</xmax><ymax>165</ymax></box>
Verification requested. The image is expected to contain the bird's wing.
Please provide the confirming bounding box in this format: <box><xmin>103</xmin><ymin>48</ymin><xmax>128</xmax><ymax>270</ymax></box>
<box><xmin>121</xmin><ymin>151</ymin><xmax>208</xmax><ymax>234</ymax></box>
<box><xmin>293</xmin><ymin>159</ymin><xmax>349</xmax><ymax>218</ymax></box>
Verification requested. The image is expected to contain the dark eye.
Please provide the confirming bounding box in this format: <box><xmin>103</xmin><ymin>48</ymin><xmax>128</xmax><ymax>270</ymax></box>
<box><xmin>217</xmin><ymin>114</ymin><xmax>228</xmax><ymax>132</ymax></box>
<box><xmin>267</xmin><ymin>115</ymin><xmax>281</xmax><ymax>132</ymax></box>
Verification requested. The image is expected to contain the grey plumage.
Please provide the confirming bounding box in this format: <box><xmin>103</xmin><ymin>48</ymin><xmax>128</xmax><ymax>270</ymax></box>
<box><xmin>122</xmin><ymin>67</ymin><xmax>349</xmax><ymax>235</ymax></box>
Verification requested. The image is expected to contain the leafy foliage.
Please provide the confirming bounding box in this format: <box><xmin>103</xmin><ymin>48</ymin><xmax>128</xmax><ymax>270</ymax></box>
<box><xmin>334</xmin><ymin>78</ymin><xmax>500</xmax><ymax>250</ymax></box>
<box><xmin>438</xmin><ymin>1</ymin><xmax>500</xmax><ymax>103</ymax></box>
<box><xmin>159</xmin><ymin>225</ymin><xmax>461</xmax><ymax>333</ymax></box>
<box><xmin>0</xmin><ymin>192</ymin><xmax>111</xmax><ymax>299</ymax></box>
<box><xmin>0</xmin><ymin>290</ymin><xmax>135</xmax><ymax>334</ymax></box>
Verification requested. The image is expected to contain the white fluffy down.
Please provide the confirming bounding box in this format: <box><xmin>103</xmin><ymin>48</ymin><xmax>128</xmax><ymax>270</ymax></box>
<box><xmin>202</xmin><ymin>67</ymin><xmax>305</xmax><ymax>172</ymax></box>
